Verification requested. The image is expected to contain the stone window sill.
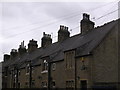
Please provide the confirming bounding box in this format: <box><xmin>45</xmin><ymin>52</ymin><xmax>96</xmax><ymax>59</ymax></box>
<box><xmin>41</xmin><ymin>70</ymin><xmax>48</xmax><ymax>74</ymax></box>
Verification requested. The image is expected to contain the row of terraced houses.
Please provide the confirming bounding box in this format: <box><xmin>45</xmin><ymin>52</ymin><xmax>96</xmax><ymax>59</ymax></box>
<box><xmin>1</xmin><ymin>13</ymin><xmax>120</xmax><ymax>90</ymax></box>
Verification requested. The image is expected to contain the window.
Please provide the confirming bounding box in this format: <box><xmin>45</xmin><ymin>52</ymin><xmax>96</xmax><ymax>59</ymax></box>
<box><xmin>18</xmin><ymin>70</ymin><xmax>20</xmax><ymax>76</ymax></box>
<box><xmin>42</xmin><ymin>60</ymin><xmax>48</xmax><ymax>71</ymax></box>
<box><xmin>80</xmin><ymin>57</ymin><xmax>87</xmax><ymax>70</ymax></box>
<box><xmin>14</xmin><ymin>70</ymin><xmax>17</xmax><ymax>78</ymax></box>
<box><xmin>65</xmin><ymin>53</ymin><xmax>68</xmax><ymax>69</ymax></box>
<box><xmin>5</xmin><ymin>67</ymin><xmax>8</xmax><ymax>76</ymax></box>
<box><xmin>70</xmin><ymin>52</ymin><xmax>73</xmax><ymax>68</ymax></box>
<box><xmin>52</xmin><ymin>63</ymin><xmax>56</xmax><ymax>71</ymax></box>
<box><xmin>66</xmin><ymin>80</ymin><xmax>74</xmax><ymax>89</ymax></box>
<box><xmin>52</xmin><ymin>81</ymin><xmax>56</xmax><ymax>88</ymax></box>
<box><xmin>65</xmin><ymin>51</ymin><xmax>75</xmax><ymax>69</ymax></box>
<box><xmin>32</xmin><ymin>67</ymin><xmax>34</xmax><ymax>73</ymax></box>
<box><xmin>41</xmin><ymin>81</ymin><xmax>47</xmax><ymax>88</ymax></box>
<box><xmin>11</xmin><ymin>70</ymin><xmax>13</xmax><ymax>76</ymax></box>
<box><xmin>26</xmin><ymin>64</ymin><xmax>30</xmax><ymax>74</ymax></box>
<box><xmin>25</xmin><ymin>82</ymin><xmax>28</xmax><ymax>85</ymax></box>
<box><xmin>9</xmin><ymin>70</ymin><xmax>11</xmax><ymax>75</ymax></box>
<box><xmin>25</xmin><ymin>82</ymin><xmax>29</xmax><ymax>88</ymax></box>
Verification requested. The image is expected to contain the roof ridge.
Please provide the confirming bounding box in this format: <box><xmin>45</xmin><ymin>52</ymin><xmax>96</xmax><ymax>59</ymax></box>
<box><xmin>95</xmin><ymin>19</ymin><xmax>116</xmax><ymax>29</ymax></box>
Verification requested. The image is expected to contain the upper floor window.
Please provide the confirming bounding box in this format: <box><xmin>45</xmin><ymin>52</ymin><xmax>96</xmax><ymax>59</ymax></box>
<box><xmin>52</xmin><ymin>63</ymin><xmax>56</xmax><ymax>71</ymax></box>
<box><xmin>42</xmin><ymin>60</ymin><xmax>48</xmax><ymax>71</ymax></box>
<box><xmin>14</xmin><ymin>70</ymin><xmax>17</xmax><ymax>78</ymax></box>
<box><xmin>18</xmin><ymin>70</ymin><xmax>21</xmax><ymax>76</ymax></box>
<box><xmin>65</xmin><ymin>51</ymin><xmax>75</xmax><ymax>69</ymax></box>
<box><xmin>32</xmin><ymin>67</ymin><xmax>34</xmax><ymax>73</ymax></box>
<box><xmin>5</xmin><ymin>67</ymin><xmax>8</xmax><ymax>76</ymax></box>
<box><xmin>10</xmin><ymin>70</ymin><xmax>13</xmax><ymax>76</ymax></box>
<box><xmin>26</xmin><ymin>64</ymin><xmax>30</xmax><ymax>74</ymax></box>
<box><xmin>80</xmin><ymin>57</ymin><xmax>87</xmax><ymax>70</ymax></box>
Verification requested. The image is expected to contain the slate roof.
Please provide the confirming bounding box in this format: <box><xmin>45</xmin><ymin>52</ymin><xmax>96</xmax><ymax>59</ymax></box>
<box><xmin>2</xmin><ymin>19</ymin><xmax>118</xmax><ymax>70</ymax></box>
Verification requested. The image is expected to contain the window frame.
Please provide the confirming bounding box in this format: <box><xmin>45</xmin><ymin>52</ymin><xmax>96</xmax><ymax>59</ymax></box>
<box><xmin>42</xmin><ymin>60</ymin><xmax>48</xmax><ymax>71</ymax></box>
<box><xmin>66</xmin><ymin>80</ymin><xmax>74</xmax><ymax>89</ymax></box>
<box><xmin>41</xmin><ymin>81</ymin><xmax>47</xmax><ymax>88</ymax></box>
<box><xmin>65</xmin><ymin>50</ymin><xmax>75</xmax><ymax>69</ymax></box>
<box><xmin>52</xmin><ymin>63</ymin><xmax>56</xmax><ymax>71</ymax></box>
<box><xmin>26</xmin><ymin>63</ymin><xmax>30</xmax><ymax>75</ymax></box>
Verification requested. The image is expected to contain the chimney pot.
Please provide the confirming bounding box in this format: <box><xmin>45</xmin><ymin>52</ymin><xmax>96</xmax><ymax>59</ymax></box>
<box><xmin>83</xmin><ymin>13</ymin><xmax>90</xmax><ymax>20</ymax></box>
<box><xmin>43</xmin><ymin>32</ymin><xmax>45</xmax><ymax>36</ymax></box>
<box><xmin>60</xmin><ymin>25</ymin><xmax>63</xmax><ymax>29</ymax></box>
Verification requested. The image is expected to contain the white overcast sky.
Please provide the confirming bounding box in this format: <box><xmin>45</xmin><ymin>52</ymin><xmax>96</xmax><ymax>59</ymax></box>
<box><xmin>0</xmin><ymin>0</ymin><xmax>119</xmax><ymax>62</ymax></box>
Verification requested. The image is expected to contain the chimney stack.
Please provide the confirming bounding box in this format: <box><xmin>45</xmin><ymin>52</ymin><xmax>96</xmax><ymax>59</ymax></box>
<box><xmin>58</xmin><ymin>25</ymin><xmax>70</xmax><ymax>42</ymax></box>
<box><xmin>80</xmin><ymin>13</ymin><xmax>95</xmax><ymax>34</ymax></box>
<box><xmin>4</xmin><ymin>54</ymin><xmax>10</xmax><ymax>62</ymax></box>
<box><xmin>41</xmin><ymin>32</ymin><xmax>52</xmax><ymax>47</ymax></box>
<box><xmin>10</xmin><ymin>49</ymin><xmax>18</xmax><ymax>59</ymax></box>
<box><xmin>18</xmin><ymin>41</ymin><xmax>27</xmax><ymax>55</ymax></box>
<box><xmin>28</xmin><ymin>39</ymin><xmax>38</xmax><ymax>53</ymax></box>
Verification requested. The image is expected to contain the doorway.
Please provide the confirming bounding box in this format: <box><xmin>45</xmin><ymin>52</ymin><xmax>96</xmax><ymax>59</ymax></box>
<box><xmin>80</xmin><ymin>80</ymin><xmax>87</xmax><ymax>90</ymax></box>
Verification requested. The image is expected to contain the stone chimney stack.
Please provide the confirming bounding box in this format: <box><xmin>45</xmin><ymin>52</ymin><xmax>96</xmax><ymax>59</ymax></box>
<box><xmin>4</xmin><ymin>54</ymin><xmax>10</xmax><ymax>62</ymax></box>
<box><xmin>41</xmin><ymin>32</ymin><xmax>52</xmax><ymax>47</ymax></box>
<box><xmin>10</xmin><ymin>49</ymin><xmax>18</xmax><ymax>59</ymax></box>
<box><xmin>80</xmin><ymin>13</ymin><xmax>95</xmax><ymax>34</ymax></box>
<box><xmin>28</xmin><ymin>39</ymin><xmax>38</xmax><ymax>53</ymax></box>
<box><xmin>58</xmin><ymin>25</ymin><xmax>70</xmax><ymax>42</ymax></box>
<box><xmin>18</xmin><ymin>41</ymin><xmax>27</xmax><ymax>55</ymax></box>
